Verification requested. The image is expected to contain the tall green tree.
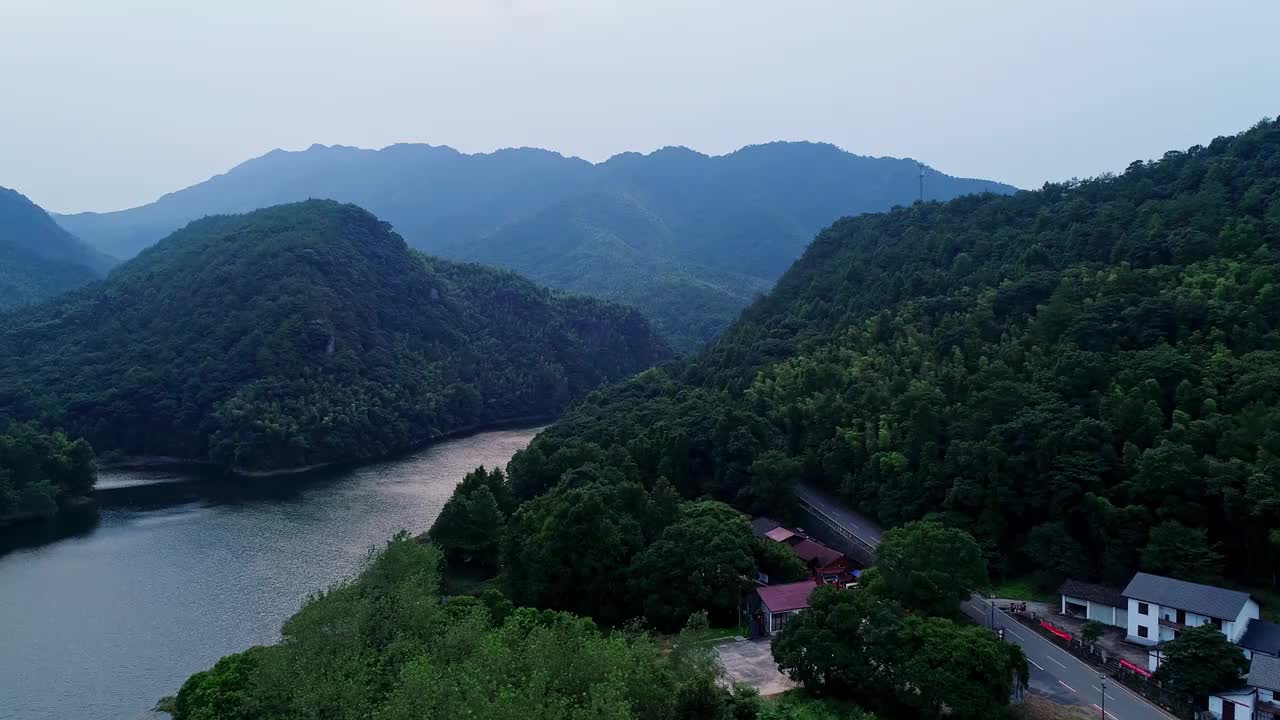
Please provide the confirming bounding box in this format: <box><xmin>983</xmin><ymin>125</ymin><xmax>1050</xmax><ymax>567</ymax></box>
<box><xmin>501</xmin><ymin>479</ymin><xmax>652</xmax><ymax>624</ymax></box>
<box><xmin>871</xmin><ymin>521</ymin><xmax>988</xmax><ymax>618</ymax></box>
<box><xmin>428</xmin><ymin>466</ymin><xmax>511</xmax><ymax>566</ymax></box>
<box><xmin>629</xmin><ymin>500</ymin><xmax>756</xmax><ymax>631</ymax></box>
<box><xmin>1154</xmin><ymin>624</ymin><xmax>1249</xmax><ymax>699</ymax></box>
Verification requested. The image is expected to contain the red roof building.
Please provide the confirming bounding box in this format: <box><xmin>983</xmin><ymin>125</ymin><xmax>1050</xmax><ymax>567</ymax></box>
<box><xmin>755</xmin><ymin>580</ymin><xmax>818</xmax><ymax>635</ymax></box>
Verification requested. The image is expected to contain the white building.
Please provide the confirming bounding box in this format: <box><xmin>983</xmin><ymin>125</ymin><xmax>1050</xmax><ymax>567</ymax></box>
<box><xmin>1208</xmin><ymin>652</ymin><xmax>1280</xmax><ymax>720</ymax></box>
<box><xmin>1122</xmin><ymin>572</ymin><xmax>1260</xmax><ymax>672</ymax></box>
<box><xmin>1059</xmin><ymin>579</ymin><xmax>1128</xmax><ymax>628</ymax></box>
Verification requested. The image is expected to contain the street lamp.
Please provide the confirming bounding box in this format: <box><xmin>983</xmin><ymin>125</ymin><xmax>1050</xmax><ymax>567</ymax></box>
<box><xmin>1099</xmin><ymin>673</ymin><xmax>1107</xmax><ymax>719</ymax></box>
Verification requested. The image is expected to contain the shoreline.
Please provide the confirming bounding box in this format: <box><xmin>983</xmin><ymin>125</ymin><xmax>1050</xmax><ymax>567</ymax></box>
<box><xmin>95</xmin><ymin>415</ymin><xmax>556</xmax><ymax>481</ymax></box>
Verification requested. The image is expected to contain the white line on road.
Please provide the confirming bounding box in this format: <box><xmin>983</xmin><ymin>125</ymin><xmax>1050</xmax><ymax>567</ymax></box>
<box><xmin>1092</xmin><ymin>704</ymin><xmax>1119</xmax><ymax>719</ymax></box>
<box><xmin>1059</xmin><ymin>681</ymin><xmax>1077</xmax><ymax>693</ymax></box>
<box><xmin>1026</xmin><ymin>658</ymin><xmax>1045</xmax><ymax>671</ymax></box>
<box><xmin>1048</xmin><ymin>656</ymin><xmax>1067</xmax><ymax>669</ymax></box>
<box><xmin>1091</xmin><ymin>686</ymin><xmax>1116</xmax><ymax>701</ymax></box>
<box><xmin>1002</xmin><ymin>625</ymin><xmax>1024</xmax><ymax>641</ymax></box>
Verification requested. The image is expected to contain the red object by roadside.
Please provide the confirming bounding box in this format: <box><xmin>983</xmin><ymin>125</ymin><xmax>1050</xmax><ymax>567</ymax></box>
<box><xmin>1040</xmin><ymin>621</ymin><xmax>1071</xmax><ymax>641</ymax></box>
<box><xmin>1119</xmin><ymin>659</ymin><xmax>1153</xmax><ymax>678</ymax></box>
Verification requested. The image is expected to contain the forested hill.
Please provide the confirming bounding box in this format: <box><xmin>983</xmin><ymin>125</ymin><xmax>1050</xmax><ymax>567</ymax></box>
<box><xmin>0</xmin><ymin>187</ymin><xmax>114</xmax><ymax>309</ymax></box>
<box><xmin>505</xmin><ymin>118</ymin><xmax>1280</xmax><ymax>591</ymax></box>
<box><xmin>0</xmin><ymin>200</ymin><xmax>669</xmax><ymax>473</ymax></box>
<box><xmin>56</xmin><ymin>142</ymin><xmax>1013</xmax><ymax>352</ymax></box>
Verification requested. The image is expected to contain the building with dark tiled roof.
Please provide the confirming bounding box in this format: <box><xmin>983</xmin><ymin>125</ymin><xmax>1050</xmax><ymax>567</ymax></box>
<box><xmin>1123</xmin><ymin>572</ymin><xmax>1259</xmax><ymax>650</ymax></box>
<box><xmin>1241</xmin><ymin>619</ymin><xmax>1280</xmax><ymax>660</ymax></box>
<box><xmin>1058</xmin><ymin>579</ymin><xmax>1127</xmax><ymax>628</ymax></box>
<box><xmin>750</xmin><ymin>517</ymin><xmax>781</xmax><ymax>538</ymax></box>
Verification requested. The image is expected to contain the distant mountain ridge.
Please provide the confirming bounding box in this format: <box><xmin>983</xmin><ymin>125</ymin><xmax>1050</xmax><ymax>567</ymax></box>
<box><xmin>0</xmin><ymin>187</ymin><xmax>114</xmax><ymax>310</ymax></box>
<box><xmin>56</xmin><ymin>142</ymin><xmax>1015</xmax><ymax>350</ymax></box>
<box><xmin>0</xmin><ymin>200</ymin><xmax>668</xmax><ymax>473</ymax></box>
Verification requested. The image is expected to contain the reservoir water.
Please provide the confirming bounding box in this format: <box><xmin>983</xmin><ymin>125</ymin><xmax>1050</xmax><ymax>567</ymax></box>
<box><xmin>0</xmin><ymin>426</ymin><xmax>542</xmax><ymax>720</ymax></box>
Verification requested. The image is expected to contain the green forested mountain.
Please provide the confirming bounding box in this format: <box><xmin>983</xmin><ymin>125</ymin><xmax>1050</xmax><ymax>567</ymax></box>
<box><xmin>484</xmin><ymin>118</ymin><xmax>1280</xmax><ymax>592</ymax></box>
<box><xmin>56</xmin><ymin>142</ymin><xmax>1013</xmax><ymax>351</ymax></box>
<box><xmin>0</xmin><ymin>187</ymin><xmax>114</xmax><ymax>309</ymax></box>
<box><xmin>0</xmin><ymin>200</ymin><xmax>668</xmax><ymax>473</ymax></box>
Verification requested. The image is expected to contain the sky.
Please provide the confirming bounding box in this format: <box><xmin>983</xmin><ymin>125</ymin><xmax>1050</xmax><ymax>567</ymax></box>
<box><xmin>1</xmin><ymin>0</ymin><xmax>1277</xmax><ymax>214</ymax></box>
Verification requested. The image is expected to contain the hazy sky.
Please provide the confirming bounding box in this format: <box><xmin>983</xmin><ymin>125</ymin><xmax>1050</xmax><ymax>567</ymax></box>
<box><xmin>2</xmin><ymin>0</ymin><xmax>1277</xmax><ymax>213</ymax></box>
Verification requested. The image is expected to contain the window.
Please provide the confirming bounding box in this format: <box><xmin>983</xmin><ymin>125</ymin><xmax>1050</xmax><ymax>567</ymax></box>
<box><xmin>772</xmin><ymin>612</ymin><xmax>790</xmax><ymax>633</ymax></box>
<box><xmin>1138</xmin><ymin>602</ymin><xmax>1149</xmax><ymax>615</ymax></box>
<box><xmin>1138</xmin><ymin>625</ymin><xmax>1149</xmax><ymax>638</ymax></box>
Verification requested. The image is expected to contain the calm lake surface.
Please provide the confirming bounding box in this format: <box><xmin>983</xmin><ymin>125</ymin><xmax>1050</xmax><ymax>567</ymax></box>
<box><xmin>0</xmin><ymin>426</ymin><xmax>542</xmax><ymax>720</ymax></box>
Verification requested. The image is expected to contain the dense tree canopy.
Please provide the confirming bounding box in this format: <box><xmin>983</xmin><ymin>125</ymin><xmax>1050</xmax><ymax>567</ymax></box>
<box><xmin>0</xmin><ymin>423</ymin><xmax>95</xmax><ymax>523</ymax></box>
<box><xmin>772</xmin><ymin>586</ymin><xmax>1024</xmax><ymax>720</ymax></box>
<box><xmin>492</xmin><ymin>118</ymin><xmax>1280</xmax><ymax>589</ymax></box>
<box><xmin>630</xmin><ymin>500</ymin><xmax>757</xmax><ymax>631</ymax></box>
<box><xmin>0</xmin><ymin>201</ymin><xmax>668</xmax><ymax>472</ymax></box>
<box><xmin>172</xmin><ymin>535</ymin><xmax>754</xmax><ymax>720</ymax></box>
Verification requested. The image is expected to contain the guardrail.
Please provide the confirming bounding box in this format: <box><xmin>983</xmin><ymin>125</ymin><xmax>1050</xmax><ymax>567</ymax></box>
<box><xmin>793</xmin><ymin>494</ymin><xmax>880</xmax><ymax>560</ymax></box>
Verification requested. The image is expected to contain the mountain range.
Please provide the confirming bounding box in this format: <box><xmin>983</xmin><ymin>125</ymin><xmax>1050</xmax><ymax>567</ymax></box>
<box><xmin>0</xmin><ymin>200</ymin><xmax>668</xmax><ymax>472</ymax></box>
<box><xmin>0</xmin><ymin>187</ymin><xmax>114</xmax><ymax>310</ymax></box>
<box><xmin>502</xmin><ymin>118</ymin><xmax>1280</xmax><ymax>594</ymax></box>
<box><xmin>55</xmin><ymin>142</ymin><xmax>1016</xmax><ymax>350</ymax></box>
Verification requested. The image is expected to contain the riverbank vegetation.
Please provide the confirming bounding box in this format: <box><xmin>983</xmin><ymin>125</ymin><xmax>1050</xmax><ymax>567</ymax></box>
<box><xmin>0</xmin><ymin>423</ymin><xmax>95</xmax><ymax>525</ymax></box>
<box><xmin>171</xmin><ymin>535</ymin><xmax>762</xmax><ymax>720</ymax></box>
<box><xmin>0</xmin><ymin>201</ymin><xmax>669</xmax><ymax>473</ymax></box>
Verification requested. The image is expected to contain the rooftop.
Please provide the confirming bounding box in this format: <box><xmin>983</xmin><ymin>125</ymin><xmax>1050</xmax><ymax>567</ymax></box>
<box><xmin>790</xmin><ymin>539</ymin><xmax>844</xmax><ymax>567</ymax></box>
<box><xmin>757</xmin><ymin>580</ymin><xmax>818</xmax><ymax>613</ymax></box>
<box><xmin>1059</xmin><ymin>579</ymin><xmax>1126</xmax><ymax>608</ymax></box>
<box><xmin>1250</xmin><ymin>653</ymin><xmax>1280</xmax><ymax>693</ymax></box>
<box><xmin>765</xmin><ymin>527</ymin><xmax>797</xmax><ymax>543</ymax></box>
<box><xmin>1121</xmin><ymin>572</ymin><xmax>1253</xmax><ymax>621</ymax></box>
<box><xmin>750</xmin><ymin>517</ymin><xmax>781</xmax><ymax>538</ymax></box>
<box><xmin>1240</xmin><ymin>618</ymin><xmax>1280</xmax><ymax>657</ymax></box>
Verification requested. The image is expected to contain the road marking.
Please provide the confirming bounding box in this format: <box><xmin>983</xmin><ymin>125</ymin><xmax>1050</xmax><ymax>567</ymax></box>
<box><xmin>1091</xmin><ymin>686</ymin><xmax>1116</xmax><ymax>701</ymax></box>
<box><xmin>1059</xmin><ymin>681</ymin><xmax>1077</xmax><ymax>693</ymax></box>
<box><xmin>1048</xmin><ymin>656</ymin><xmax>1067</xmax><ymax>669</ymax></box>
<box><xmin>1002</xmin><ymin>625</ymin><xmax>1024</xmax><ymax>641</ymax></box>
<box><xmin>1092</xmin><ymin>704</ymin><xmax>1119</xmax><ymax>719</ymax></box>
<box><xmin>1026</xmin><ymin>658</ymin><xmax>1045</xmax><ymax>670</ymax></box>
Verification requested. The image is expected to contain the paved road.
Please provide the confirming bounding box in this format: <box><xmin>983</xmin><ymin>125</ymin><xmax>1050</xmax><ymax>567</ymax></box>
<box><xmin>959</xmin><ymin>595</ymin><xmax>1175</xmax><ymax>720</ymax></box>
<box><xmin>794</xmin><ymin>482</ymin><xmax>1175</xmax><ymax>720</ymax></box>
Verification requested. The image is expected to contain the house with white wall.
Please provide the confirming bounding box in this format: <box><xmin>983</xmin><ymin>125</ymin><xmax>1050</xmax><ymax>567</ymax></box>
<box><xmin>1059</xmin><ymin>579</ymin><xmax>1128</xmax><ymax>628</ymax></box>
<box><xmin>1208</xmin><ymin>652</ymin><xmax>1280</xmax><ymax>720</ymax></box>
<box><xmin>1122</xmin><ymin>572</ymin><xmax>1260</xmax><ymax>671</ymax></box>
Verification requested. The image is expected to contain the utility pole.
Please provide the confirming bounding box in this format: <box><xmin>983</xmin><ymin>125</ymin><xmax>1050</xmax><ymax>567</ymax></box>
<box><xmin>918</xmin><ymin>162</ymin><xmax>925</xmax><ymax>203</ymax></box>
<box><xmin>990</xmin><ymin>596</ymin><xmax>996</xmax><ymax>629</ymax></box>
<box><xmin>1099</xmin><ymin>672</ymin><xmax>1107</xmax><ymax>719</ymax></box>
